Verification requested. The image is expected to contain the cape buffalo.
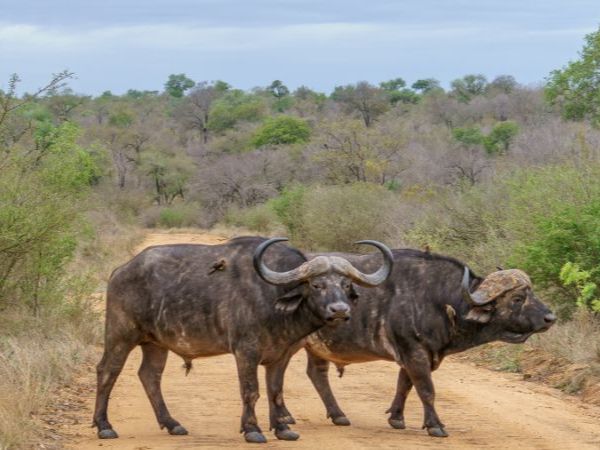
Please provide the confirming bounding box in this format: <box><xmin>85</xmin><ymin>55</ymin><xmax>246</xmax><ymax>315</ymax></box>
<box><xmin>297</xmin><ymin>249</ymin><xmax>556</xmax><ymax>437</ymax></box>
<box><xmin>93</xmin><ymin>237</ymin><xmax>393</xmax><ymax>443</ymax></box>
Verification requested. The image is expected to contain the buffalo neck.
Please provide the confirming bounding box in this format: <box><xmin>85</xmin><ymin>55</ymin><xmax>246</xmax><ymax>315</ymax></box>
<box><xmin>274</xmin><ymin>297</ymin><xmax>326</xmax><ymax>344</ymax></box>
<box><xmin>442</xmin><ymin>300</ymin><xmax>499</xmax><ymax>355</ymax></box>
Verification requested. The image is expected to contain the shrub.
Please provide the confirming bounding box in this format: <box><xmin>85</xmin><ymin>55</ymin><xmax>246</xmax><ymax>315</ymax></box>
<box><xmin>0</xmin><ymin>122</ymin><xmax>97</xmax><ymax>313</ymax></box>
<box><xmin>251</xmin><ymin>116</ymin><xmax>310</xmax><ymax>148</ymax></box>
<box><xmin>224</xmin><ymin>204</ymin><xmax>282</xmax><ymax>233</ymax></box>
<box><xmin>406</xmin><ymin>160</ymin><xmax>600</xmax><ymax>316</ymax></box>
<box><xmin>269</xmin><ymin>183</ymin><xmax>398</xmax><ymax>251</ymax></box>
<box><xmin>142</xmin><ymin>203</ymin><xmax>202</xmax><ymax>228</ymax></box>
<box><xmin>268</xmin><ymin>184</ymin><xmax>307</xmax><ymax>239</ymax></box>
<box><xmin>208</xmin><ymin>90</ymin><xmax>267</xmax><ymax>133</ymax></box>
<box><xmin>484</xmin><ymin>121</ymin><xmax>519</xmax><ymax>154</ymax></box>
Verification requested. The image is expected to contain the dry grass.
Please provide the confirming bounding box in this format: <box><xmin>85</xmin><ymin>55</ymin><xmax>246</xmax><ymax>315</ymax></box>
<box><xmin>0</xmin><ymin>213</ymin><xmax>143</xmax><ymax>449</ymax></box>
<box><xmin>464</xmin><ymin>310</ymin><xmax>600</xmax><ymax>404</ymax></box>
<box><xmin>531</xmin><ymin>309</ymin><xmax>600</xmax><ymax>364</ymax></box>
<box><xmin>0</xmin><ymin>313</ymin><xmax>96</xmax><ymax>449</ymax></box>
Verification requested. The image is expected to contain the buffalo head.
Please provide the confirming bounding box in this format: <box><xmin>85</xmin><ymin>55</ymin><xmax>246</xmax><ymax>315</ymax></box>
<box><xmin>462</xmin><ymin>268</ymin><xmax>556</xmax><ymax>343</ymax></box>
<box><xmin>254</xmin><ymin>238</ymin><xmax>393</xmax><ymax>325</ymax></box>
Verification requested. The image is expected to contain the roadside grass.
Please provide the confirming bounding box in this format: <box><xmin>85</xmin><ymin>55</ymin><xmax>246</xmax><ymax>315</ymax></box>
<box><xmin>0</xmin><ymin>312</ymin><xmax>97</xmax><ymax>449</ymax></box>
<box><xmin>462</xmin><ymin>311</ymin><xmax>600</xmax><ymax>405</ymax></box>
<box><xmin>0</xmin><ymin>212</ymin><xmax>142</xmax><ymax>449</ymax></box>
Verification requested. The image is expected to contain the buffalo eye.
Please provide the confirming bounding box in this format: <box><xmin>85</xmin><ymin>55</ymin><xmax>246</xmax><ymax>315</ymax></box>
<box><xmin>311</xmin><ymin>282</ymin><xmax>325</xmax><ymax>290</ymax></box>
<box><xmin>512</xmin><ymin>295</ymin><xmax>525</xmax><ymax>304</ymax></box>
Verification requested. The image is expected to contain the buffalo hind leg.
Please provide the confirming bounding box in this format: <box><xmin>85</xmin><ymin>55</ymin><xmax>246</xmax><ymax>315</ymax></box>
<box><xmin>235</xmin><ymin>351</ymin><xmax>266</xmax><ymax>443</ymax></box>
<box><xmin>93</xmin><ymin>340</ymin><xmax>136</xmax><ymax>439</ymax></box>
<box><xmin>265</xmin><ymin>357</ymin><xmax>299</xmax><ymax>441</ymax></box>
<box><xmin>404</xmin><ymin>353</ymin><xmax>447</xmax><ymax>437</ymax></box>
<box><xmin>138</xmin><ymin>343</ymin><xmax>187</xmax><ymax>435</ymax></box>
<box><xmin>306</xmin><ymin>350</ymin><xmax>350</xmax><ymax>426</ymax></box>
<box><xmin>386</xmin><ymin>367</ymin><xmax>413</xmax><ymax>429</ymax></box>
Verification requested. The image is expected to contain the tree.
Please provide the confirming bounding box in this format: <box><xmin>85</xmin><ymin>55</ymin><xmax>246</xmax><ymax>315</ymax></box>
<box><xmin>379</xmin><ymin>78</ymin><xmax>420</xmax><ymax>105</ymax></box>
<box><xmin>173</xmin><ymin>81</ymin><xmax>222</xmax><ymax>143</ymax></box>
<box><xmin>483</xmin><ymin>121</ymin><xmax>519</xmax><ymax>154</ymax></box>
<box><xmin>450</xmin><ymin>74</ymin><xmax>488</xmax><ymax>103</ymax></box>
<box><xmin>452</xmin><ymin>126</ymin><xmax>484</xmax><ymax>146</ymax></box>
<box><xmin>546</xmin><ymin>27</ymin><xmax>600</xmax><ymax>126</ymax></box>
<box><xmin>315</xmin><ymin>119</ymin><xmax>407</xmax><ymax>184</ymax></box>
<box><xmin>141</xmin><ymin>150</ymin><xmax>194</xmax><ymax>205</ymax></box>
<box><xmin>331</xmin><ymin>82</ymin><xmax>389</xmax><ymax>127</ymax></box>
<box><xmin>164</xmin><ymin>73</ymin><xmax>195</xmax><ymax>98</ymax></box>
<box><xmin>450</xmin><ymin>126</ymin><xmax>487</xmax><ymax>185</ymax></box>
<box><xmin>379</xmin><ymin>78</ymin><xmax>406</xmax><ymax>92</ymax></box>
<box><xmin>207</xmin><ymin>90</ymin><xmax>267</xmax><ymax>133</ymax></box>
<box><xmin>267</xmin><ymin>80</ymin><xmax>289</xmax><ymax>99</ymax></box>
<box><xmin>411</xmin><ymin>78</ymin><xmax>441</xmax><ymax>94</ymax></box>
<box><xmin>251</xmin><ymin>116</ymin><xmax>310</xmax><ymax>147</ymax></box>
<box><xmin>488</xmin><ymin>75</ymin><xmax>518</xmax><ymax>94</ymax></box>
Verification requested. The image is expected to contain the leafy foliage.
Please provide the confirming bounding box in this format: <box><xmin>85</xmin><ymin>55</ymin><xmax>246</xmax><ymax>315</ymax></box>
<box><xmin>0</xmin><ymin>121</ymin><xmax>96</xmax><ymax>313</ymax></box>
<box><xmin>251</xmin><ymin>116</ymin><xmax>310</xmax><ymax>147</ymax></box>
<box><xmin>208</xmin><ymin>90</ymin><xmax>267</xmax><ymax>132</ymax></box>
<box><xmin>546</xmin><ymin>27</ymin><xmax>600</xmax><ymax>126</ymax></box>
<box><xmin>164</xmin><ymin>73</ymin><xmax>195</xmax><ymax>98</ymax></box>
<box><xmin>560</xmin><ymin>263</ymin><xmax>600</xmax><ymax>312</ymax></box>
<box><xmin>483</xmin><ymin>121</ymin><xmax>519</xmax><ymax>154</ymax></box>
<box><xmin>450</xmin><ymin>74</ymin><xmax>488</xmax><ymax>103</ymax></box>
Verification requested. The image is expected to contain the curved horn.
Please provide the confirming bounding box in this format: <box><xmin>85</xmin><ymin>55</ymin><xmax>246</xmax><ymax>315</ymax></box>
<box><xmin>254</xmin><ymin>237</ymin><xmax>327</xmax><ymax>285</ymax></box>
<box><xmin>462</xmin><ymin>266</ymin><xmax>477</xmax><ymax>305</ymax></box>
<box><xmin>332</xmin><ymin>240</ymin><xmax>394</xmax><ymax>287</ymax></box>
<box><xmin>461</xmin><ymin>266</ymin><xmax>492</xmax><ymax>305</ymax></box>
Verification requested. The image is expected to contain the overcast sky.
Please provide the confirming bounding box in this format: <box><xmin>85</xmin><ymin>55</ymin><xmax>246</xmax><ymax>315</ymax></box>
<box><xmin>1</xmin><ymin>0</ymin><xmax>598</xmax><ymax>95</ymax></box>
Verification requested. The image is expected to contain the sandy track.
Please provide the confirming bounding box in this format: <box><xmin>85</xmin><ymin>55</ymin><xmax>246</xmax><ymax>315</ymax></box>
<box><xmin>67</xmin><ymin>232</ymin><xmax>600</xmax><ymax>450</ymax></box>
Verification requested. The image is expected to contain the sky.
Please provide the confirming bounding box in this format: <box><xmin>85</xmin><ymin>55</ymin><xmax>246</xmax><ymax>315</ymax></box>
<box><xmin>1</xmin><ymin>0</ymin><xmax>598</xmax><ymax>95</ymax></box>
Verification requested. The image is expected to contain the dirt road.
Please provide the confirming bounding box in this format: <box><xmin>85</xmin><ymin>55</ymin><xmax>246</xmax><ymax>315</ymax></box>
<box><xmin>67</xmin><ymin>232</ymin><xmax>600</xmax><ymax>450</ymax></box>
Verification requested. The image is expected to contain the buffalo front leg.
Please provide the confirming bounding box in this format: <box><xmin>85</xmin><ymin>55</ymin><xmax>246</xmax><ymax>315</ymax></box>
<box><xmin>306</xmin><ymin>350</ymin><xmax>350</xmax><ymax>426</ymax></box>
<box><xmin>93</xmin><ymin>341</ymin><xmax>136</xmax><ymax>439</ymax></box>
<box><xmin>235</xmin><ymin>351</ymin><xmax>266</xmax><ymax>443</ymax></box>
<box><xmin>404</xmin><ymin>354</ymin><xmax>447</xmax><ymax>437</ymax></box>
<box><xmin>138</xmin><ymin>343</ymin><xmax>187</xmax><ymax>436</ymax></box>
<box><xmin>265</xmin><ymin>357</ymin><xmax>299</xmax><ymax>441</ymax></box>
<box><xmin>386</xmin><ymin>367</ymin><xmax>413</xmax><ymax>429</ymax></box>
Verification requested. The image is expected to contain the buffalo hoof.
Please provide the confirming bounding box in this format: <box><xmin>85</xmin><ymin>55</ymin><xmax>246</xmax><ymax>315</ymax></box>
<box><xmin>388</xmin><ymin>418</ymin><xmax>406</xmax><ymax>429</ymax></box>
<box><xmin>332</xmin><ymin>416</ymin><xmax>351</xmax><ymax>426</ymax></box>
<box><xmin>168</xmin><ymin>425</ymin><xmax>188</xmax><ymax>435</ymax></box>
<box><xmin>244</xmin><ymin>431</ymin><xmax>267</xmax><ymax>443</ymax></box>
<box><xmin>427</xmin><ymin>426</ymin><xmax>449</xmax><ymax>438</ymax></box>
<box><xmin>98</xmin><ymin>429</ymin><xmax>119</xmax><ymax>439</ymax></box>
<box><xmin>278</xmin><ymin>415</ymin><xmax>296</xmax><ymax>424</ymax></box>
<box><xmin>275</xmin><ymin>428</ymin><xmax>300</xmax><ymax>441</ymax></box>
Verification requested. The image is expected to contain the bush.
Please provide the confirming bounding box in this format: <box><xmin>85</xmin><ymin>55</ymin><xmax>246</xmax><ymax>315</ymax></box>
<box><xmin>142</xmin><ymin>203</ymin><xmax>202</xmax><ymax>228</ymax></box>
<box><xmin>224</xmin><ymin>204</ymin><xmax>282</xmax><ymax>233</ymax></box>
<box><xmin>484</xmin><ymin>121</ymin><xmax>519</xmax><ymax>154</ymax></box>
<box><xmin>269</xmin><ymin>183</ymin><xmax>398</xmax><ymax>251</ymax></box>
<box><xmin>251</xmin><ymin>116</ymin><xmax>310</xmax><ymax>147</ymax></box>
<box><xmin>208</xmin><ymin>90</ymin><xmax>267</xmax><ymax>133</ymax></box>
<box><xmin>406</xmin><ymin>160</ymin><xmax>600</xmax><ymax>316</ymax></box>
<box><xmin>268</xmin><ymin>184</ymin><xmax>307</xmax><ymax>238</ymax></box>
<box><xmin>0</xmin><ymin>122</ymin><xmax>97</xmax><ymax>313</ymax></box>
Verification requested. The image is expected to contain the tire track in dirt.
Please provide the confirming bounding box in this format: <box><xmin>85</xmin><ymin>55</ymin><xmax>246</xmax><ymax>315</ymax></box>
<box><xmin>67</xmin><ymin>232</ymin><xmax>600</xmax><ymax>449</ymax></box>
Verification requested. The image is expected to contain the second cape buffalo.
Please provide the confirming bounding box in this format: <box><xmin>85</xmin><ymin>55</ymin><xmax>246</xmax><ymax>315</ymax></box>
<box><xmin>300</xmin><ymin>248</ymin><xmax>556</xmax><ymax>437</ymax></box>
<box><xmin>93</xmin><ymin>236</ymin><xmax>393</xmax><ymax>444</ymax></box>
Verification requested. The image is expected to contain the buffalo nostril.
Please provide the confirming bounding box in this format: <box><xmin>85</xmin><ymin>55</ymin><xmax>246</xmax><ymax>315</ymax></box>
<box><xmin>327</xmin><ymin>303</ymin><xmax>349</xmax><ymax>314</ymax></box>
<box><xmin>544</xmin><ymin>313</ymin><xmax>557</xmax><ymax>323</ymax></box>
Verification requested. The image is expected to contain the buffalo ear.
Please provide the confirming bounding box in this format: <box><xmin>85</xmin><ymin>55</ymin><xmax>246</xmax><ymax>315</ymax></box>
<box><xmin>275</xmin><ymin>286</ymin><xmax>305</xmax><ymax>313</ymax></box>
<box><xmin>465</xmin><ymin>304</ymin><xmax>494</xmax><ymax>323</ymax></box>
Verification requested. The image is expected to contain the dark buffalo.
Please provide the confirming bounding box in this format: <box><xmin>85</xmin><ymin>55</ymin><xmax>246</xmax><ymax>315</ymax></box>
<box><xmin>93</xmin><ymin>236</ymin><xmax>393</xmax><ymax>443</ymax></box>
<box><xmin>298</xmin><ymin>249</ymin><xmax>556</xmax><ymax>437</ymax></box>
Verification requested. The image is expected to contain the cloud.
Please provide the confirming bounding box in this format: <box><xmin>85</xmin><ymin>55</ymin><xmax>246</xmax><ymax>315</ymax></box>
<box><xmin>0</xmin><ymin>21</ymin><xmax>488</xmax><ymax>55</ymax></box>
